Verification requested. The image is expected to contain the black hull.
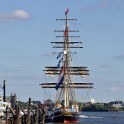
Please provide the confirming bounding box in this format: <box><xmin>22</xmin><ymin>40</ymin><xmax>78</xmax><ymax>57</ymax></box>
<box><xmin>51</xmin><ymin>111</ymin><xmax>80</xmax><ymax>123</ymax></box>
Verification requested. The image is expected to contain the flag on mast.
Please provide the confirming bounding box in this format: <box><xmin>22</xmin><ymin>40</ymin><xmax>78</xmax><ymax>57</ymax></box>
<box><xmin>64</xmin><ymin>29</ymin><xmax>67</xmax><ymax>37</ymax></box>
<box><xmin>65</xmin><ymin>6</ymin><xmax>69</xmax><ymax>15</ymax></box>
<box><xmin>57</xmin><ymin>52</ymin><xmax>62</xmax><ymax>59</ymax></box>
<box><xmin>55</xmin><ymin>65</ymin><xmax>64</xmax><ymax>90</ymax></box>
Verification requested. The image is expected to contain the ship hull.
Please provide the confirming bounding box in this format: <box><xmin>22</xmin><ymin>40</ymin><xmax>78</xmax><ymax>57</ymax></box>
<box><xmin>51</xmin><ymin>111</ymin><xmax>80</xmax><ymax>123</ymax></box>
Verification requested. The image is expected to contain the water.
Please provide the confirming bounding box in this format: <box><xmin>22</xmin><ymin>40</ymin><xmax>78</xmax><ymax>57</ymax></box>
<box><xmin>79</xmin><ymin>112</ymin><xmax>124</xmax><ymax>124</ymax></box>
<box><xmin>1</xmin><ymin>112</ymin><xmax>124</xmax><ymax>124</ymax></box>
<box><xmin>47</xmin><ymin>112</ymin><xmax>124</xmax><ymax>124</ymax></box>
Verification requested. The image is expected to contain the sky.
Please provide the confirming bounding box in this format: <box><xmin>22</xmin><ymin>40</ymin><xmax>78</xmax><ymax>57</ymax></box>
<box><xmin>0</xmin><ymin>0</ymin><xmax>124</xmax><ymax>103</ymax></box>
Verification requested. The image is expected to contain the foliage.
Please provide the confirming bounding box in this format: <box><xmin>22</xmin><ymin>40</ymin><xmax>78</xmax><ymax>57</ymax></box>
<box><xmin>17</xmin><ymin>100</ymin><xmax>124</xmax><ymax>112</ymax></box>
<box><xmin>80</xmin><ymin>102</ymin><xmax>124</xmax><ymax>112</ymax></box>
<box><xmin>18</xmin><ymin>101</ymin><xmax>28</xmax><ymax>109</ymax></box>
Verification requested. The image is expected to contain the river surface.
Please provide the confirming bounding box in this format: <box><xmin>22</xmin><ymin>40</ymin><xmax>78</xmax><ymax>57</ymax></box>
<box><xmin>47</xmin><ymin>111</ymin><xmax>124</xmax><ymax>124</ymax></box>
<box><xmin>1</xmin><ymin>112</ymin><xmax>124</xmax><ymax>124</ymax></box>
<box><xmin>79</xmin><ymin>112</ymin><xmax>124</xmax><ymax>124</ymax></box>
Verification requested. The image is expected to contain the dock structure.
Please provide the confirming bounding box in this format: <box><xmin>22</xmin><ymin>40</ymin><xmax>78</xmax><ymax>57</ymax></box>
<box><xmin>4</xmin><ymin>98</ymin><xmax>49</xmax><ymax>124</ymax></box>
<box><xmin>1</xmin><ymin>80</ymin><xmax>51</xmax><ymax>124</ymax></box>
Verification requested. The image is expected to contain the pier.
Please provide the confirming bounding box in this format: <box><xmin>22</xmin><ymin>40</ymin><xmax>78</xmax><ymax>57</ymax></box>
<box><xmin>4</xmin><ymin>97</ymin><xmax>51</xmax><ymax>124</ymax></box>
<box><xmin>0</xmin><ymin>81</ymin><xmax>52</xmax><ymax>124</ymax></box>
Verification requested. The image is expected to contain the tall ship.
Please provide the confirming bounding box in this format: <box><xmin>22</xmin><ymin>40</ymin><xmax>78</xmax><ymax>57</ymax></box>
<box><xmin>39</xmin><ymin>7</ymin><xmax>94</xmax><ymax>123</ymax></box>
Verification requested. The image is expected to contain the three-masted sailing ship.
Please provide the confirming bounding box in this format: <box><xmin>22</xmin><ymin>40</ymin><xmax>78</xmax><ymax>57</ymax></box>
<box><xmin>39</xmin><ymin>7</ymin><xmax>94</xmax><ymax>123</ymax></box>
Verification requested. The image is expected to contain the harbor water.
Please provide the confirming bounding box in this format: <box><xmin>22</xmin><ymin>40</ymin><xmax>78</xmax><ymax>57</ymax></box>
<box><xmin>79</xmin><ymin>112</ymin><xmax>124</xmax><ymax>124</ymax></box>
<box><xmin>47</xmin><ymin>111</ymin><xmax>124</xmax><ymax>124</ymax></box>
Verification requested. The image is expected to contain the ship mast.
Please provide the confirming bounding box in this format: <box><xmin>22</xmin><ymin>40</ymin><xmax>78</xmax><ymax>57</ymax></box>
<box><xmin>64</xmin><ymin>8</ymin><xmax>69</xmax><ymax>108</ymax></box>
<box><xmin>39</xmin><ymin>7</ymin><xmax>94</xmax><ymax>108</ymax></box>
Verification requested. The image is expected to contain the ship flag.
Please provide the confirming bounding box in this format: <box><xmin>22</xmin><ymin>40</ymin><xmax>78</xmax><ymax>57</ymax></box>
<box><xmin>64</xmin><ymin>29</ymin><xmax>68</xmax><ymax>37</ymax></box>
<box><xmin>57</xmin><ymin>63</ymin><xmax>60</xmax><ymax>68</ymax></box>
<box><xmin>65</xmin><ymin>7</ymin><xmax>69</xmax><ymax>15</ymax></box>
<box><xmin>59</xmin><ymin>57</ymin><xmax>63</xmax><ymax>63</ymax></box>
<box><xmin>55</xmin><ymin>65</ymin><xmax>64</xmax><ymax>90</ymax></box>
<box><xmin>57</xmin><ymin>52</ymin><xmax>62</xmax><ymax>59</ymax></box>
<box><xmin>56</xmin><ymin>57</ymin><xmax>63</xmax><ymax>68</ymax></box>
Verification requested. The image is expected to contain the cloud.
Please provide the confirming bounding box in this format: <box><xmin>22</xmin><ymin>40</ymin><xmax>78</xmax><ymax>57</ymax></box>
<box><xmin>95</xmin><ymin>24</ymin><xmax>112</xmax><ymax>28</ymax></box>
<box><xmin>84</xmin><ymin>0</ymin><xmax>123</xmax><ymax>11</ymax></box>
<box><xmin>41</xmin><ymin>51</ymin><xmax>58</xmax><ymax>57</ymax></box>
<box><xmin>0</xmin><ymin>66</ymin><xmax>21</xmax><ymax>72</ymax></box>
<box><xmin>0</xmin><ymin>10</ymin><xmax>31</xmax><ymax>21</ymax></box>
<box><xmin>10</xmin><ymin>75</ymin><xmax>40</xmax><ymax>81</ymax></box>
<box><xmin>109</xmin><ymin>86</ymin><xmax>118</xmax><ymax>91</ymax></box>
<box><xmin>83</xmin><ymin>0</ymin><xmax>111</xmax><ymax>11</ymax></box>
<box><xmin>0</xmin><ymin>74</ymin><xmax>40</xmax><ymax>83</ymax></box>
<box><xmin>99</xmin><ymin>64</ymin><xmax>110</xmax><ymax>68</ymax></box>
<box><xmin>113</xmin><ymin>55</ymin><xmax>124</xmax><ymax>60</ymax></box>
<box><xmin>97</xmin><ymin>0</ymin><xmax>111</xmax><ymax>9</ymax></box>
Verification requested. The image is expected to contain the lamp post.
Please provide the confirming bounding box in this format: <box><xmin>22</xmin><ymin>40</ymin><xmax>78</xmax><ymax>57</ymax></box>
<box><xmin>0</xmin><ymin>80</ymin><xmax>6</xmax><ymax>102</ymax></box>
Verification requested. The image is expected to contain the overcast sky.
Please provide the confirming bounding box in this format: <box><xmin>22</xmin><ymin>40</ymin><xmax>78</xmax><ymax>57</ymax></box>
<box><xmin>0</xmin><ymin>0</ymin><xmax>124</xmax><ymax>103</ymax></box>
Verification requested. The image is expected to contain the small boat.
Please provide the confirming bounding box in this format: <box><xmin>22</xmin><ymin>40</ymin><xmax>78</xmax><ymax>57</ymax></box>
<box><xmin>39</xmin><ymin>6</ymin><xmax>94</xmax><ymax>123</ymax></box>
